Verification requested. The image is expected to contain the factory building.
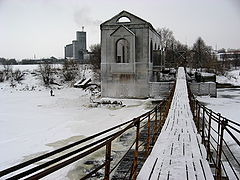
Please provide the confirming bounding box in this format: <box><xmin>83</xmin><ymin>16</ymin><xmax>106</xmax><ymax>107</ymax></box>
<box><xmin>64</xmin><ymin>29</ymin><xmax>88</xmax><ymax>63</ymax></box>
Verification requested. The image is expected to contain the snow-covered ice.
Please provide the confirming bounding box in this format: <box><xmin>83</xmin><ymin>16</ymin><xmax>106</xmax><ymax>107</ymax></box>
<box><xmin>217</xmin><ymin>68</ymin><xmax>240</xmax><ymax>86</ymax></box>
<box><xmin>197</xmin><ymin>88</ymin><xmax>240</xmax><ymax>177</ymax></box>
<box><xmin>0</xmin><ymin>65</ymin><xmax>150</xmax><ymax>179</ymax></box>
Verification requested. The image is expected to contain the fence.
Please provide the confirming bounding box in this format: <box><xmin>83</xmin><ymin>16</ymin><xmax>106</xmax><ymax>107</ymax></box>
<box><xmin>188</xmin><ymin>85</ymin><xmax>240</xmax><ymax>180</ymax></box>
<box><xmin>0</xmin><ymin>85</ymin><xmax>175</xmax><ymax>180</ymax></box>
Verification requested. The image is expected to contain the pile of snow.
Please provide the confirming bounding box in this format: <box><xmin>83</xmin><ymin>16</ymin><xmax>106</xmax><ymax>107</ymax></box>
<box><xmin>217</xmin><ymin>68</ymin><xmax>240</xmax><ymax>86</ymax></box>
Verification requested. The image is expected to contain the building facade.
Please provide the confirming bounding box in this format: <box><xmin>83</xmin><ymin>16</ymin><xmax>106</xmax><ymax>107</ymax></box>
<box><xmin>101</xmin><ymin>11</ymin><xmax>166</xmax><ymax>98</ymax></box>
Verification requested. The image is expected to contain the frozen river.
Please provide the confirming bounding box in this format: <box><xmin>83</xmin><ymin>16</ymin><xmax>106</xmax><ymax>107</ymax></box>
<box><xmin>0</xmin><ymin>65</ymin><xmax>149</xmax><ymax>179</ymax></box>
<box><xmin>198</xmin><ymin>88</ymin><xmax>240</xmax><ymax>124</ymax></box>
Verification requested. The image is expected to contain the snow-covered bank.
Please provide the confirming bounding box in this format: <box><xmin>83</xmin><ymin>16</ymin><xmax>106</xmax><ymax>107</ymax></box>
<box><xmin>0</xmin><ymin>65</ymin><xmax>150</xmax><ymax>179</ymax></box>
<box><xmin>217</xmin><ymin>68</ymin><xmax>240</xmax><ymax>86</ymax></box>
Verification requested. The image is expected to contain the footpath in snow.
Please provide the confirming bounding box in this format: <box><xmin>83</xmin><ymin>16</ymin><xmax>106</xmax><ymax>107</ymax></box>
<box><xmin>137</xmin><ymin>67</ymin><xmax>214</xmax><ymax>180</ymax></box>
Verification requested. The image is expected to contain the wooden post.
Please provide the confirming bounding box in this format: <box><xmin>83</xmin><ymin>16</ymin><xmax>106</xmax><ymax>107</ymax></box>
<box><xmin>104</xmin><ymin>141</ymin><xmax>112</xmax><ymax>180</ymax></box>
<box><xmin>132</xmin><ymin>119</ymin><xmax>140</xmax><ymax>180</ymax></box>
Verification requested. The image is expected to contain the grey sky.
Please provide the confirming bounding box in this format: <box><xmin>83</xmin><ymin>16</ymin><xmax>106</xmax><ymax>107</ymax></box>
<box><xmin>0</xmin><ymin>0</ymin><xmax>239</xmax><ymax>60</ymax></box>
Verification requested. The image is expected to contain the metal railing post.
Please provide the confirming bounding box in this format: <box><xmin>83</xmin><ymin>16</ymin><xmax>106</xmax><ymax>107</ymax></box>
<box><xmin>202</xmin><ymin>108</ymin><xmax>205</xmax><ymax>145</ymax></box>
<box><xmin>207</xmin><ymin>110</ymin><xmax>212</xmax><ymax>161</ymax></box>
<box><xmin>215</xmin><ymin>113</ymin><xmax>221</xmax><ymax>177</ymax></box>
<box><xmin>197</xmin><ymin>104</ymin><xmax>201</xmax><ymax>133</ymax></box>
<box><xmin>194</xmin><ymin>100</ymin><xmax>197</xmax><ymax>118</ymax></box>
<box><xmin>132</xmin><ymin>118</ymin><xmax>140</xmax><ymax>180</ymax></box>
<box><xmin>159</xmin><ymin>102</ymin><xmax>164</xmax><ymax>128</ymax></box>
<box><xmin>216</xmin><ymin>119</ymin><xmax>228</xmax><ymax>180</ymax></box>
<box><xmin>159</xmin><ymin>104</ymin><xmax>162</xmax><ymax>126</ymax></box>
<box><xmin>153</xmin><ymin>107</ymin><xmax>158</xmax><ymax>142</ymax></box>
<box><xmin>146</xmin><ymin>113</ymin><xmax>151</xmax><ymax>155</ymax></box>
<box><xmin>104</xmin><ymin>141</ymin><xmax>112</xmax><ymax>180</ymax></box>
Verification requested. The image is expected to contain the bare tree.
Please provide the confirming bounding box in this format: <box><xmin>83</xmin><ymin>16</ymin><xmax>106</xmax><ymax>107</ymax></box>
<box><xmin>62</xmin><ymin>59</ymin><xmax>80</xmax><ymax>81</ymax></box>
<box><xmin>233</xmin><ymin>51</ymin><xmax>240</xmax><ymax>69</ymax></box>
<box><xmin>89</xmin><ymin>44</ymin><xmax>101</xmax><ymax>81</ymax></box>
<box><xmin>0</xmin><ymin>71</ymin><xmax>4</xmax><ymax>82</ymax></box>
<box><xmin>192</xmin><ymin>37</ymin><xmax>213</xmax><ymax>71</ymax></box>
<box><xmin>3</xmin><ymin>64</ymin><xmax>12</xmax><ymax>80</ymax></box>
<box><xmin>12</xmin><ymin>69</ymin><xmax>24</xmax><ymax>82</ymax></box>
<box><xmin>38</xmin><ymin>62</ymin><xmax>54</xmax><ymax>85</ymax></box>
<box><xmin>89</xmin><ymin>44</ymin><xmax>101</xmax><ymax>70</ymax></box>
<box><xmin>157</xmin><ymin>27</ymin><xmax>176</xmax><ymax>50</ymax></box>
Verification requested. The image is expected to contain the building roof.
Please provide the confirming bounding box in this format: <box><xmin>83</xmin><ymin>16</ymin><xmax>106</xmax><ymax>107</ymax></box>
<box><xmin>101</xmin><ymin>10</ymin><xmax>160</xmax><ymax>37</ymax></box>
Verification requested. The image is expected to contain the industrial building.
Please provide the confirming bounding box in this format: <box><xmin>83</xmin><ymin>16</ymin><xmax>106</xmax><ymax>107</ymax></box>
<box><xmin>64</xmin><ymin>29</ymin><xmax>88</xmax><ymax>63</ymax></box>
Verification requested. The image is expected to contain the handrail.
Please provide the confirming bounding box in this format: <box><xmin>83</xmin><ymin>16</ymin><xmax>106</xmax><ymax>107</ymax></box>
<box><xmin>0</xmin><ymin>82</ymin><xmax>176</xmax><ymax>180</ymax></box>
<box><xmin>0</xmin><ymin>117</ymin><xmax>135</xmax><ymax>177</ymax></box>
<box><xmin>188</xmin><ymin>82</ymin><xmax>240</xmax><ymax>180</ymax></box>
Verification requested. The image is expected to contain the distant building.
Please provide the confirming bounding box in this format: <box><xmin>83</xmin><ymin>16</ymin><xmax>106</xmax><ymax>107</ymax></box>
<box><xmin>64</xmin><ymin>29</ymin><xmax>88</xmax><ymax>63</ymax></box>
<box><xmin>20</xmin><ymin>56</ymin><xmax>64</xmax><ymax>65</ymax></box>
<box><xmin>216</xmin><ymin>50</ymin><xmax>240</xmax><ymax>61</ymax></box>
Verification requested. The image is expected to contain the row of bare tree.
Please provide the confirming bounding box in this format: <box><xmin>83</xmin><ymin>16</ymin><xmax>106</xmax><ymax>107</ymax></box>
<box><xmin>0</xmin><ymin>59</ymin><xmax>83</xmax><ymax>86</ymax></box>
<box><xmin>0</xmin><ymin>65</ymin><xmax>24</xmax><ymax>82</ymax></box>
<box><xmin>157</xmin><ymin>27</ymin><xmax>240</xmax><ymax>74</ymax></box>
<box><xmin>38</xmin><ymin>59</ymin><xmax>82</xmax><ymax>85</ymax></box>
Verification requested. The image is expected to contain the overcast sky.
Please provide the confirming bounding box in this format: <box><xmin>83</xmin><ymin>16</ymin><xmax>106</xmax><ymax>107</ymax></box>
<box><xmin>0</xmin><ymin>0</ymin><xmax>239</xmax><ymax>60</ymax></box>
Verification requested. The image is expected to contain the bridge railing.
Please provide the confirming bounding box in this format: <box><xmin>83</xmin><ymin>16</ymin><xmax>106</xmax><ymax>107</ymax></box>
<box><xmin>188</xmin><ymin>85</ymin><xmax>240</xmax><ymax>180</ymax></box>
<box><xmin>0</xmin><ymin>84</ymin><xmax>175</xmax><ymax>180</ymax></box>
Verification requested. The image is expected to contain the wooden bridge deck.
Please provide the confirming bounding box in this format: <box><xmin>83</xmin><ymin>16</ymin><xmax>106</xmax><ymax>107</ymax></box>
<box><xmin>137</xmin><ymin>67</ymin><xmax>214</xmax><ymax>180</ymax></box>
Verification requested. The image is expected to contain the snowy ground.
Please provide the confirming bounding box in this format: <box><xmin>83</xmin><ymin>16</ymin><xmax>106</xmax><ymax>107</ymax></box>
<box><xmin>0</xmin><ymin>65</ymin><xmax>150</xmax><ymax>179</ymax></box>
<box><xmin>217</xmin><ymin>68</ymin><xmax>240</xmax><ymax>86</ymax></box>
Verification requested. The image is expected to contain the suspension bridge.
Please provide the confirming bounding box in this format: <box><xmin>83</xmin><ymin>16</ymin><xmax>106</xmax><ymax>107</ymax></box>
<box><xmin>0</xmin><ymin>67</ymin><xmax>239</xmax><ymax>180</ymax></box>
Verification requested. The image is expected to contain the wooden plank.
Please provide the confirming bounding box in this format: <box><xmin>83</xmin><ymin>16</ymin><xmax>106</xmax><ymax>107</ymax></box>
<box><xmin>201</xmin><ymin>159</ymin><xmax>214</xmax><ymax>180</ymax></box>
<box><xmin>155</xmin><ymin>157</ymin><xmax>171</xmax><ymax>180</ymax></box>
<box><xmin>193</xmin><ymin>158</ymin><xmax>206</xmax><ymax>180</ymax></box>
<box><xmin>137</xmin><ymin>68</ymin><xmax>213</xmax><ymax>180</ymax></box>
<box><xmin>186</xmin><ymin>159</ymin><xmax>197</xmax><ymax>180</ymax></box>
